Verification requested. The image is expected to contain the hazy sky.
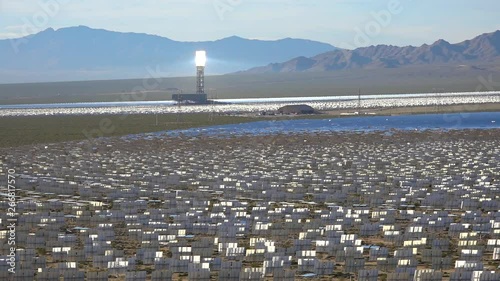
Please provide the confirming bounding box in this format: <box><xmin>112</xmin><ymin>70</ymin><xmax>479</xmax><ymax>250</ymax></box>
<box><xmin>1</xmin><ymin>0</ymin><xmax>499</xmax><ymax>47</ymax></box>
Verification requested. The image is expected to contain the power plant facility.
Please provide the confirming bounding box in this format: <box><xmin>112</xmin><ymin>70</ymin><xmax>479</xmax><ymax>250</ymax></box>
<box><xmin>172</xmin><ymin>50</ymin><xmax>209</xmax><ymax>104</ymax></box>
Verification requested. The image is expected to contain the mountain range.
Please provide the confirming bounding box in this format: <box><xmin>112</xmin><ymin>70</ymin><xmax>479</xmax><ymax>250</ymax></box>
<box><xmin>1</xmin><ymin>27</ymin><xmax>499</xmax><ymax>84</ymax></box>
<box><xmin>0</xmin><ymin>26</ymin><xmax>336</xmax><ymax>83</ymax></box>
<box><xmin>242</xmin><ymin>30</ymin><xmax>500</xmax><ymax>73</ymax></box>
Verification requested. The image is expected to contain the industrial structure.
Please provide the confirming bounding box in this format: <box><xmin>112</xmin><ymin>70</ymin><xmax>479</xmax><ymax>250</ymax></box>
<box><xmin>172</xmin><ymin>50</ymin><xmax>209</xmax><ymax>104</ymax></box>
<box><xmin>278</xmin><ymin>104</ymin><xmax>316</xmax><ymax>115</ymax></box>
<box><xmin>195</xmin><ymin>50</ymin><xmax>206</xmax><ymax>95</ymax></box>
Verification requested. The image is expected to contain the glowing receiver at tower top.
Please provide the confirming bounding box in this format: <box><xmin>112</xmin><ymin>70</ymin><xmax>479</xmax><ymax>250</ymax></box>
<box><xmin>195</xmin><ymin>51</ymin><xmax>207</xmax><ymax>67</ymax></box>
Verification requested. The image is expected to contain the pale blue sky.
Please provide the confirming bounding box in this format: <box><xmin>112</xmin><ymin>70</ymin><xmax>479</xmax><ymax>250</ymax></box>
<box><xmin>1</xmin><ymin>0</ymin><xmax>499</xmax><ymax>47</ymax></box>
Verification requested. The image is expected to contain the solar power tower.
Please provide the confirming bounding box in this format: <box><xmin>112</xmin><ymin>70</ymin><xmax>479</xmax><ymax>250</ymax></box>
<box><xmin>195</xmin><ymin>51</ymin><xmax>206</xmax><ymax>95</ymax></box>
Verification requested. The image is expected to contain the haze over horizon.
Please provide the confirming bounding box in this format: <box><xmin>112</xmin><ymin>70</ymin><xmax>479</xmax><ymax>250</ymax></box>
<box><xmin>1</xmin><ymin>0</ymin><xmax>500</xmax><ymax>47</ymax></box>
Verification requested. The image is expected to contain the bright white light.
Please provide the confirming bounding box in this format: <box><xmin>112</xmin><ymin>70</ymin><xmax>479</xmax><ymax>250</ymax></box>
<box><xmin>195</xmin><ymin>51</ymin><xmax>207</xmax><ymax>67</ymax></box>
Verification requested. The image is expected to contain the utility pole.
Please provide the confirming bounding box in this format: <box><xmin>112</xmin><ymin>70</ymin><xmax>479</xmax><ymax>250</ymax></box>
<box><xmin>358</xmin><ymin>88</ymin><xmax>362</xmax><ymax>112</ymax></box>
<box><xmin>209</xmin><ymin>88</ymin><xmax>217</xmax><ymax>122</ymax></box>
<box><xmin>208</xmin><ymin>88</ymin><xmax>214</xmax><ymax>122</ymax></box>
<box><xmin>176</xmin><ymin>90</ymin><xmax>183</xmax><ymax>123</ymax></box>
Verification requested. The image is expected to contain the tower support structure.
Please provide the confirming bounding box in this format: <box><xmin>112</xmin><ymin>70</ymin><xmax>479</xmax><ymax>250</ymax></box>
<box><xmin>196</xmin><ymin>66</ymin><xmax>205</xmax><ymax>94</ymax></box>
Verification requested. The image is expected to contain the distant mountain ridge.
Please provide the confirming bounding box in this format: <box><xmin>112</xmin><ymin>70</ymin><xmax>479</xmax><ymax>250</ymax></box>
<box><xmin>0</xmin><ymin>26</ymin><xmax>336</xmax><ymax>83</ymax></box>
<box><xmin>242</xmin><ymin>30</ymin><xmax>500</xmax><ymax>73</ymax></box>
